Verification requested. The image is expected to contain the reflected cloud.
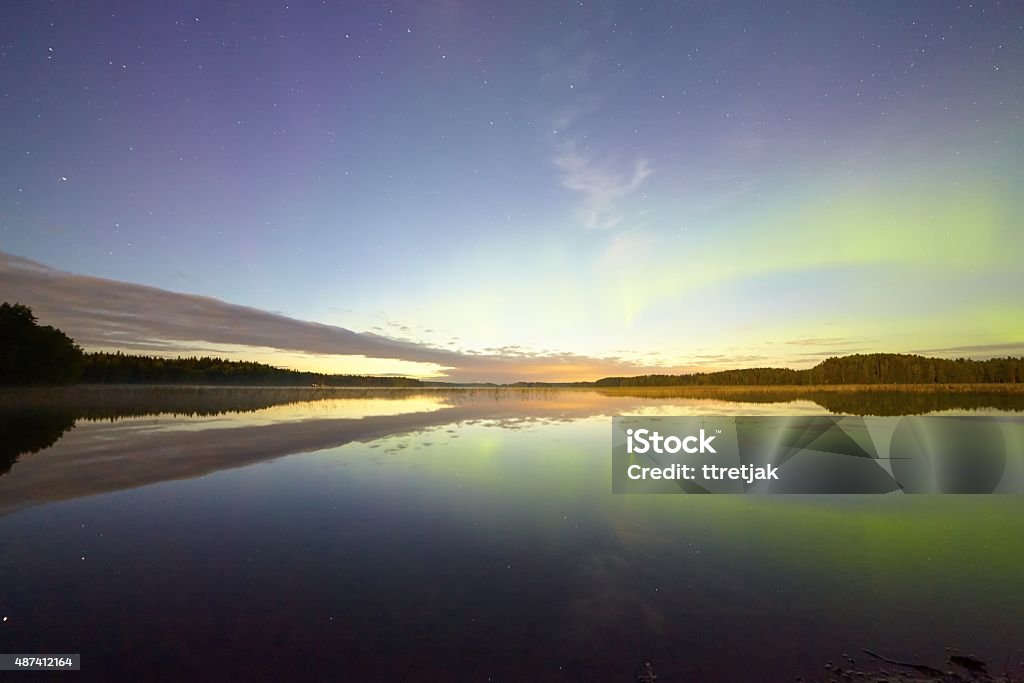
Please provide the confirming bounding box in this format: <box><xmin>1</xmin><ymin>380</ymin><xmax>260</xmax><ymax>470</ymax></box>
<box><xmin>0</xmin><ymin>407</ymin><xmax>460</xmax><ymax>517</ymax></box>
<box><xmin>3</xmin><ymin>386</ymin><xmax>1020</xmax><ymax>516</ymax></box>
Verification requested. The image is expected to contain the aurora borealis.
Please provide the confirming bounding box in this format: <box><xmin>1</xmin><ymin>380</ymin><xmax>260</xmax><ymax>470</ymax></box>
<box><xmin>1</xmin><ymin>1</ymin><xmax>1021</xmax><ymax>381</ymax></box>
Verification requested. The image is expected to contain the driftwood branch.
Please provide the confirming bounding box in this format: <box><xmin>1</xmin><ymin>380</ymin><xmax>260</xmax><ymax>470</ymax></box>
<box><xmin>861</xmin><ymin>648</ymin><xmax>945</xmax><ymax>678</ymax></box>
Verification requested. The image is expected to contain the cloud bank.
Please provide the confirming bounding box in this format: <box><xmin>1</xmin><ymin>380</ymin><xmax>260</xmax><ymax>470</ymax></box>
<box><xmin>0</xmin><ymin>251</ymin><xmax>658</xmax><ymax>383</ymax></box>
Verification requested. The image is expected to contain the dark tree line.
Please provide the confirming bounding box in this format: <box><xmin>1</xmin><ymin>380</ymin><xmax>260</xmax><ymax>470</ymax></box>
<box><xmin>4</xmin><ymin>302</ymin><xmax>1021</xmax><ymax>388</ymax></box>
<box><xmin>81</xmin><ymin>352</ymin><xmax>423</xmax><ymax>387</ymax></box>
<box><xmin>0</xmin><ymin>302</ymin><xmax>84</xmax><ymax>385</ymax></box>
<box><xmin>595</xmin><ymin>353</ymin><xmax>1024</xmax><ymax>387</ymax></box>
<box><xmin>0</xmin><ymin>303</ymin><xmax>421</xmax><ymax>387</ymax></box>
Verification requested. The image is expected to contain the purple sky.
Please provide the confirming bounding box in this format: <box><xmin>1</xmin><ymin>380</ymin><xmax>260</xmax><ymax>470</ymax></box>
<box><xmin>2</xmin><ymin>1</ymin><xmax>1021</xmax><ymax>380</ymax></box>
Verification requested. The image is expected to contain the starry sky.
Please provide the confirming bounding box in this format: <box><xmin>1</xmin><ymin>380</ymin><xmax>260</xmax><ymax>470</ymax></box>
<box><xmin>1</xmin><ymin>1</ymin><xmax>1022</xmax><ymax>381</ymax></box>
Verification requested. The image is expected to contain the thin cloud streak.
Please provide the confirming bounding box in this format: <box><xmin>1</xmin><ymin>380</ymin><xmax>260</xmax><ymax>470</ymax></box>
<box><xmin>912</xmin><ymin>342</ymin><xmax>1024</xmax><ymax>357</ymax></box>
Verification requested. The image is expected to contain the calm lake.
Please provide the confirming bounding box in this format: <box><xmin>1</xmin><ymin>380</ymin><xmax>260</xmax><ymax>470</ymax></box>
<box><xmin>1</xmin><ymin>387</ymin><xmax>1023</xmax><ymax>681</ymax></box>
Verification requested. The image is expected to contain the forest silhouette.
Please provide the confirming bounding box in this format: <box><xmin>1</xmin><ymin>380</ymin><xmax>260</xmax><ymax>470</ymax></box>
<box><xmin>2</xmin><ymin>302</ymin><xmax>1021</xmax><ymax>387</ymax></box>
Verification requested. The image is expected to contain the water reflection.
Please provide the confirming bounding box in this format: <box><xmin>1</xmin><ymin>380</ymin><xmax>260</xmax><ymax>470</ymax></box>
<box><xmin>0</xmin><ymin>410</ymin><xmax>76</xmax><ymax>475</ymax></box>
<box><xmin>0</xmin><ymin>387</ymin><xmax>1023</xmax><ymax>680</ymax></box>
<box><xmin>4</xmin><ymin>384</ymin><xmax>1023</xmax><ymax>421</ymax></box>
<box><xmin>595</xmin><ymin>386</ymin><xmax>1024</xmax><ymax>416</ymax></box>
<box><xmin>1</xmin><ymin>387</ymin><xmax>1023</xmax><ymax>515</ymax></box>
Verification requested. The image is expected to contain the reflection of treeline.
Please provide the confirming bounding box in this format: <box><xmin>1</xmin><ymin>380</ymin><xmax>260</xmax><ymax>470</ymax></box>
<box><xmin>81</xmin><ymin>352</ymin><xmax>423</xmax><ymax>387</ymax></box>
<box><xmin>596</xmin><ymin>385</ymin><xmax>1024</xmax><ymax>416</ymax></box>
<box><xmin>0</xmin><ymin>385</ymin><xmax>434</xmax><ymax>423</ymax></box>
<box><xmin>809</xmin><ymin>389</ymin><xmax>1024</xmax><ymax>416</ymax></box>
<box><xmin>0</xmin><ymin>410</ymin><xmax>77</xmax><ymax>475</ymax></box>
<box><xmin>595</xmin><ymin>353</ymin><xmax>1024</xmax><ymax>387</ymax></box>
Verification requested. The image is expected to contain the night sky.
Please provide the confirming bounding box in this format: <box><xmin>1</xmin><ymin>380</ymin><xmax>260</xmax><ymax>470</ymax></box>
<box><xmin>1</xmin><ymin>1</ymin><xmax>1022</xmax><ymax>381</ymax></box>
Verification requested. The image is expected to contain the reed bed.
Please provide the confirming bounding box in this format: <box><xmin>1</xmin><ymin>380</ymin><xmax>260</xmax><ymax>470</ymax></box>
<box><xmin>0</xmin><ymin>384</ymin><xmax>436</xmax><ymax>418</ymax></box>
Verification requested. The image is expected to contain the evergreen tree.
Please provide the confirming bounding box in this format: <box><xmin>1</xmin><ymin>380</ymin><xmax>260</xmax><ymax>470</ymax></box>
<box><xmin>0</xmin><ymin>303</ymin><xmax>84</xmax><ymax>385</ymax></box>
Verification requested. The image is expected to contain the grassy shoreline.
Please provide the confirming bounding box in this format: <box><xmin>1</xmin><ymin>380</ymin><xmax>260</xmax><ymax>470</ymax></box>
<box><xmin>0</xmin><ymin>384</ymin><xmax>439</xmax><ymax>417</ymax></box>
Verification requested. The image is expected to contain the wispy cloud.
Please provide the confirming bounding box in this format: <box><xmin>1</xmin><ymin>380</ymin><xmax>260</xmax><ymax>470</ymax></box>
<box><xmin>553</xmin><ymin>141</ymin><xmax>652</xmax><ymax>230</ymax></box>
<box><xmin>535</xmin><ymin>28</ymin><xmax>653</xmax><ymax>233</ymax></box>
<box><xmin>784</xmin><ymin>337</ymin><xmax>865</xmax><ymax>347</ymax></box>
<box><xmin>912</xmin><ymin>342</ymin><xmax>1024</xmax><ymax>358</ymax></box>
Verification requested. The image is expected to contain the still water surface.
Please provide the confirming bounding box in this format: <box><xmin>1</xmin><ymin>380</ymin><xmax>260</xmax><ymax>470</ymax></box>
<box><xmin>1</xmin><ymin>388</ymin><xmax>1022</xmax><ymax>681</ymax></box>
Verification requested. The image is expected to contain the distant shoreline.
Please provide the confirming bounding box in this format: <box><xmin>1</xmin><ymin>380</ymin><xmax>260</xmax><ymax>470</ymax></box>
<box><xmin>592</xmin><ymin>383</ymin><xmax>1024</xmax><ymax>394</ymax></box>
<box><xmin>75</xmin><ymin>351</ymin><xmax>1024</xmax><ymax>388</ymax></box>
<box><xmin>3</xmin><ymin>382</ymin><xmax>1023</xmax><ymax>420</ymax></box>
<box><xmin>6</xmin><ymin>381</ymin><xmax>1024</xmax><ymax>392</ymax></box>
